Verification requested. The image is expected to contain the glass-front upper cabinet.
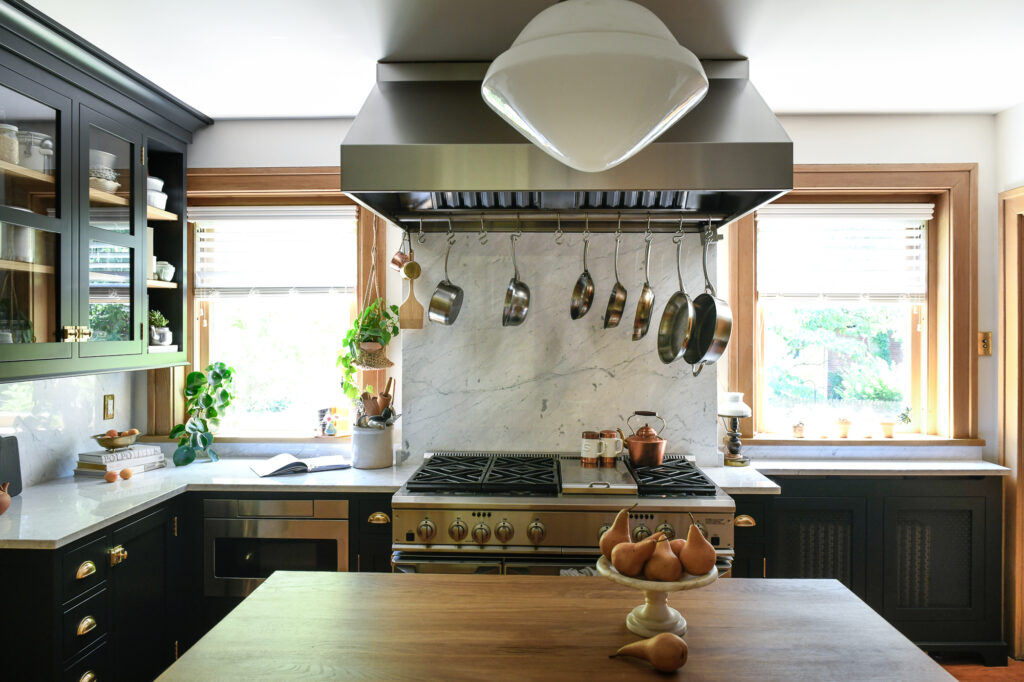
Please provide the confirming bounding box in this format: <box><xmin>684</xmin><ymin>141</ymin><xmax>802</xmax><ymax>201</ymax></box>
<box><xmin>78</xmin><ymin>106</ymin><xmax>143</xmax><ymax>357</ymax></box>
<box><xmin>0</xmin><ymin>77</ymin><xmax>61</xmax><ymax>219</ymax></box>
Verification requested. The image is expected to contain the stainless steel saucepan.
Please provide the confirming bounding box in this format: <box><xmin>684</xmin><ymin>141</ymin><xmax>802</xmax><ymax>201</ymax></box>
<box><xmin>685</xmin><ymin>228</ymin><xmax>733</xmax><ymax>376</ymax></box>
<box><xmin>603</xmin><ymin>230</ymin><xmax>628</xmax><ymax>328</ymax></box>
<box><xmin>428</xmin><ymin>235</ymin><xmax>464</xmax><ymax>325</ymax></box>
<box><xmin>569</xmin><ymin>225</ymin><xmax>595</xmax><ymax>320</ymax></box>
<box><xmin>656</xmin><ymin>234</ymin><xmax>694</xmax><ymax>364</ymax></box>
<box><xmin>502</xmin><ymin>233</ymin><xmax>530</xmax><ymax>326</ymax></box>
<box><xmin>632</xmin><ymin>232</ymin><xmax>656</xmax><ymax>341</ymax></box>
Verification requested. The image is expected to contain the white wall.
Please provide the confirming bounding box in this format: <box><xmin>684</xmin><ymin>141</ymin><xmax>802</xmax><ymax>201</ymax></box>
<box><xmin>777</xmin><ymin>114</ymin><xmax>999</xmax><ymax>461</ymax></box>
<box><xmin>188</xmin><ymin>118</ymin><xmax>353</xmax><ymax>168</ymax></box>
<box><xmin>996</xmin><ymin>102</ymin><xmax>1024</xmax><ymax>193</ymax></box>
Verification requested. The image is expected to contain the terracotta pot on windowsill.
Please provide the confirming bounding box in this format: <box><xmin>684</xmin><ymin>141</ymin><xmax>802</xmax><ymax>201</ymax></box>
<box><xmin>879</xmin><ymin>421</ymin><xmax>896</xmax><ymax>438</ymax></box>
<box><xmin>836</xmin><ymin>420</ymin><xmax>852</xmax><ymax>438</ymax></box>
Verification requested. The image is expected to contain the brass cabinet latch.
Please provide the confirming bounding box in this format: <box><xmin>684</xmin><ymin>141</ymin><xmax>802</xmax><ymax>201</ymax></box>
<box><xmin>61</xmin><ymin>326</ymin><xmax>94</xmax><ymax>343</ymax></box>
<box><xmin>108</xmin><ymin>544</ymin><xmax>128</xmax><ymax>567</ymax></box>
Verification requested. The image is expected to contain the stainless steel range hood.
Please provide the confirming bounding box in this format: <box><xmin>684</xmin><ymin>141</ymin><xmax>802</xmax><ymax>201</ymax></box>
<box><xmin>340</xmin><ymin>61</ymin><xmax>792</xmax><ymax>233</ymax></box>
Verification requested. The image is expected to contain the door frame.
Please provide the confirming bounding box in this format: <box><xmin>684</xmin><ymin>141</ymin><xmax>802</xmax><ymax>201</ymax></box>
<box><xmin>998</xmin><ymin>185</ymin><xmax>1024</xmax><ymax>659</ymax></box>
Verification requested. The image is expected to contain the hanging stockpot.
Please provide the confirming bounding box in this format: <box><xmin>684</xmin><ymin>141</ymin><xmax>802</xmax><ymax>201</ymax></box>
<box><xmin>684</xmin><ymin>226</ymin><xmax>732</xmax><ymax>376</ymax></box>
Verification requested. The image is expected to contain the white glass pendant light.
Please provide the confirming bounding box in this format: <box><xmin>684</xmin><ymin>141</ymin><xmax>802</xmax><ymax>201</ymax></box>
<box><xmin>481</xmin><ymin>0</ymin><xmax>709</xmax><ymax>173</ymax></box>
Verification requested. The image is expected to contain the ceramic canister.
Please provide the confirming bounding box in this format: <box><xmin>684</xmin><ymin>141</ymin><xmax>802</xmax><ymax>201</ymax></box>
<box><xmin>599</xmin><ymin>429</ymin><xmax>624</xmax><ymax>466</ymax></box>
<box><xmin>580</xmin><ymin>431</ymin><xmax>605</xmax><ymax>467</ymax></box>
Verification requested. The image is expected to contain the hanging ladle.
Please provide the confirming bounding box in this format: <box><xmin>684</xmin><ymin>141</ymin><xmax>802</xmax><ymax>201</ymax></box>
<box><xmin>569</xmin><ymin>216</ymin><xmax>595</xmax><ymax>320</ymax></box>
<box><xmin>428</xmin><ymin>226</ymin><xmax>464</xmax><ymax>326</ymax></box>
<box><xmin>603</xmin><ymin>217</ymin><xmax>627</xmax><ymax>328</ymax></box>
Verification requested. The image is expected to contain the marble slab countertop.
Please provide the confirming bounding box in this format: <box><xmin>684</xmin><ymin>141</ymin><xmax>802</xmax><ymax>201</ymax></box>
<box><xmin>701</xmin><ymin>466</ymin><xmax>781</xmax><ymax>494</ymax></box>
<box><xmin>0</xmin><ymin>456</ymin><xmax>422</xmax><ymax>550</ymax></box>
<box><xmin>751</xmin><ymin>459</ymin><xmax>1010</xmax><ymax>477</ymax></box>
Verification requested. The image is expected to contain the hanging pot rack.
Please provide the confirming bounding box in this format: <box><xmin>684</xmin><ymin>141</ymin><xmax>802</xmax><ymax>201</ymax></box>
<box><xmin>392</xmin><ymin>212</ymin><xmax>726</xmax><ymax>235</ymax></box>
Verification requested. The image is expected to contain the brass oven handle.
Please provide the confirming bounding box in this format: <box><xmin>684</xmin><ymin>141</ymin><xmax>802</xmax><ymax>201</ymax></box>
<box><xmin>108</xmin><ymin>544</ymin><xmax>128</xmax><ymax>566</ymax></box>
<box><xmin>368</xmin><ymin>512</ymin><xmax>391</xmax><ymax>525</ymax></box>
<box><xmin>77</xmin><ymin>615</ymin><xmax>97</xmax><ymax>636</ymax></box>
<box><xmin>734</xmin><ymin>514</ymin><xmax>756</xmax><ymax>528</ymax></box>
<box><xmin>79</xmin><ymin>671</ymin><xmax>96</xmax><ymax>682</ymax></box>
<box><xmin>76</xmin><ymin>560</ymin><xmax>97</xmax><ymax>580</ymax></box>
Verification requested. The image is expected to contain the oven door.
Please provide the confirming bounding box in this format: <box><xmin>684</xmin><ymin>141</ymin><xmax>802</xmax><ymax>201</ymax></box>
<box><xmin>205</xmin><ymin>518</ymin><xmax>349</xmax><ymax>597</ymax></box>
<box><xmin>391</xmin><ymin>552</ymin><xmax>502</xmax><ymax>575</ymax></box>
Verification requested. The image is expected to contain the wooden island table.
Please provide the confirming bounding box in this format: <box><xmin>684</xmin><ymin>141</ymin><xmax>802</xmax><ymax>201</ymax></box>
<box><xmin>160</xmin><ymin>572</ymin><xmax>952</xmax><ymax>681</ymax></box>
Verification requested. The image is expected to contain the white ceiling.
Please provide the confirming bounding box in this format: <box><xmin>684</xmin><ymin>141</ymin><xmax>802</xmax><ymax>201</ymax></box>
<box><xmin>25</xmin><ymin>0</ymin><xmax>1024</xmax><ymax>119</ymax></box>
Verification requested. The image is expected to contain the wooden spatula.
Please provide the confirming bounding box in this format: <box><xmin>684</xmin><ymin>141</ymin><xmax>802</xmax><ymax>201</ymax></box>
<box><xmin>399</xmin><ymin>278</ymin><xmax>423</xmax><ymax>329</ymax></box>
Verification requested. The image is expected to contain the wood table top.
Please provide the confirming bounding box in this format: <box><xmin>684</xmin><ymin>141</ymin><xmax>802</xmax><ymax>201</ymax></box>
<box><xmin>160</xmin><ymin>573</ymin><xmax>952</xmax><ymax>681</ymax></box>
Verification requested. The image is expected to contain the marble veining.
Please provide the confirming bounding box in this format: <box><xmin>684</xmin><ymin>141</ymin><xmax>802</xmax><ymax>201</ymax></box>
<box><xmin>403</xmin><ymin>232</ymin><xmax>718</xmax><ymax>462</ymax></box>
<box><xmin>0</xmin><ymin>372</ymin><xmax>134</xmax><ymax>488</ymax></box>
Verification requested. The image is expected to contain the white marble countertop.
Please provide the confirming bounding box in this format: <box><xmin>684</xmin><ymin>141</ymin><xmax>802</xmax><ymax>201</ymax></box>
<box><xmin>750</xmin><ymin>459</ymin><xmax>1010</xmax><ymax>477</ymax></box>
<box><xmin>701</xmin><ymin>466</ymin><xmax>781</xmax><ymax>494</ymax></box>
<box><xmin>0</xmin><ymin>456</ymin><xmax>422</xmax><ymax>550</ymax></box>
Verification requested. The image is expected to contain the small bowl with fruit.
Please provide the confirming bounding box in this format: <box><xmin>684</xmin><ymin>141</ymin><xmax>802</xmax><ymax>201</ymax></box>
<box><xmin>93</xmin><ymin>428</ymin><xmax>140</xmax><ymax>451</ymax></box>
<box><xmin>597</xmin><ymin>508</ymin><xmax>719</xmax><ymax>638</ymax></box>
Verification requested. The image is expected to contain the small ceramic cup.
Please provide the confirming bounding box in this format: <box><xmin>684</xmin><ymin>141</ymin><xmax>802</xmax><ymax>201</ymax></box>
<box><xmin>580</xmin><ymin>431</ymin><xmax>606</xmax><ymax>467</ymax></box>
<box><xmin>599</xmin><ymin>429</ymin><xmax>624</xmax><ymax>466</ymax></box>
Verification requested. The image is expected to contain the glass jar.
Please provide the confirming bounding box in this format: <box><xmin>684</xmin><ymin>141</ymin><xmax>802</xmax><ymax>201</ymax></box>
<box><xmin>0</xmin><ymin>123</ymin><xmax>18</xmax><ymax>164</ymax></box>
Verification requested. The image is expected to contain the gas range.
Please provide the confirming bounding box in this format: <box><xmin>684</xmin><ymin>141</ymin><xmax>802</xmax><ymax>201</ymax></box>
<box><xmin>391</xmin><ymin>452</ymin><xmax>735</xmax><ymax>573</ymax></box>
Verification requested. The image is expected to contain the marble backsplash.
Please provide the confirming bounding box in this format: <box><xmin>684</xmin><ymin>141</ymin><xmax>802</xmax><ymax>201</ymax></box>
<box><xmin>0</xmin><ymin>372</ymin><xmax>134</xmax><ymax>487</ymax></box>
<box><xmin>402</xmin><ymin>231</ymin><xmax>719</xmax><ymax>464</ymax></box>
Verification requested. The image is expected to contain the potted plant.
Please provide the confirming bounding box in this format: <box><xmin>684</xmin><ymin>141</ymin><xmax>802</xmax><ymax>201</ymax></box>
<box><xmin>792</xmin><ymin>421</ymin><xmax>805</xmax><ymax>438</ymax></box>
<box><xmin>337</xmin><ymin>297</ymin><xmax>400</xmax><ymax>401</ymax></box>
<box><xmin>836</xmin><ymin>417</ymin><xmax>852</xmax><ymax>438</ymax></box>
<box><xmin>879</xmin><ymin>417</ymin><xmax>896</xmax><ymax>438</ymax></box>
<box><xmin>148</xmin><ymin>308</ymin><xmax>172</xmax><ymax>345</ymax></box>
<box><xmin>168</xmin><ymin>362</ymin><xmax>235</xmax><ymax>465</ymax></box>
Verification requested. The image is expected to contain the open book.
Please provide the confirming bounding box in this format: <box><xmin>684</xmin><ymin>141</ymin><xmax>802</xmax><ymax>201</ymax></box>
<box><xmin>250</xmin><ymin>453</ymin><xmax>351</xmax><ymax>478</ymax></box>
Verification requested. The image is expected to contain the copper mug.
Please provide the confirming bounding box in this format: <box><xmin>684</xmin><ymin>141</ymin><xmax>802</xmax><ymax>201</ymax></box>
<box><xmin>390</xmin><ymin>232</ymin><xmax>412</xmax><ymax>272</ymax></box>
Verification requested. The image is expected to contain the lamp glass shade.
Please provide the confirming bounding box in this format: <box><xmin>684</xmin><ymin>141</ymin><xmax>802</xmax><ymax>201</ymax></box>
<box><xmin>718</xmin><ymin>392</ymin><xmax>752</xmax><ymax>418</ymax></box>
<box><xmin>481</xmin><ymin>0</ymin><xmax>709</xmax><ymax>173</ymax></box>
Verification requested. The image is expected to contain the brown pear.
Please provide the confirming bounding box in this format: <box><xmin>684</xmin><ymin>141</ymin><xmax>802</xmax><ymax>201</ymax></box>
<box><xmin>599</xmin><ymin>506</ymin><xmax>634</xmax><ymax>559</ymax></box>
<box><xmin>611</xmin><ymin>532</ymin><xmax>662</xmax><ymax>577</ymax></box>
<box><xmin>679</xmin><ymin>512</ymin><xmax>717</xmax><ymax>576</ymax></box>
<box><xmin>669</xmin><ymin>538</ymin><xmax>686</xmax><ymax>555</ymax></box>
<box><xmin>611</xmin><ymin>633</ymin><xmax>688</xmax><ymax>672</ymax></box>
<box><xmin>643</xmin><ymin>534</ymin><xmax>683</xmax><ymax>581</ymax></box>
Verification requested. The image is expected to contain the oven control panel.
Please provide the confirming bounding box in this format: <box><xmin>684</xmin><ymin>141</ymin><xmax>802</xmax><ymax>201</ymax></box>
<box><xmin>393</xmin><ymin>508</ymin><xmax>735</xmax><ymax>553</ymax></box>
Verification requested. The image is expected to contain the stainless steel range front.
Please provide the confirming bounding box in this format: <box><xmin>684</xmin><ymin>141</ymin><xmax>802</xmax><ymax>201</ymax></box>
<box><xmin>391</xmin><ymin>452</ymin><xmax>735</xmax><ymax>576</ymax></box>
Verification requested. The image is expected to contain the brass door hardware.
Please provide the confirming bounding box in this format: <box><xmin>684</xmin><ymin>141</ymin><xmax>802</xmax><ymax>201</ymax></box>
<box><xmin>734</xmin><ymin>515</ymin><xmax>756</xmax><ymax>527</ymax></box>
<box><xmin>173</xmin><ymin>515</ymin><xmax>178</xmax><ymax>537</ymax></box>
<box><xmin>75</xmin><ymin>560</ymin><xmax>97</xmax><ymax>580</ymax></box>
<box><xmin>79</xmin><ymin>671</ymin><xmax>96</xmax><ymax>682</ymax></box>
<box><xmin>367</xmin><ymin>511</ymin><xmax>391</xmax><ymax>525</ymax></box>
<box><xmin>108</xmin><ymin>544</ymin><xmax>127</xmax><ymax>566</ymax></box>
<box><xmin>979</xmin><ymin>331</ymin><xmax>992</xmax><ymax>356</ymax></box>
<box><xmin>61</xmin><ymin>326</ymin><xmax>93</xmax><ymax>342</ymax></box>
<box><xmin>76</xmin><ymin>615</ymin><xmax>97</xmax><ymax>636</ymax></box>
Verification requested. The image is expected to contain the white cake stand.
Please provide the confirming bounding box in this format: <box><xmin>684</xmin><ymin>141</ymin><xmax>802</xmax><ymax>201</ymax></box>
<box><xmin>596</xmin><ymin>555</ymin><xmax>718</xmax><ymax>637</ymax></box>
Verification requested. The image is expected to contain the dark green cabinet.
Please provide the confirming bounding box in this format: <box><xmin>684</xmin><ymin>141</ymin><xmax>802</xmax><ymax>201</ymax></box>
<box><xmin>355</xmin><ymin>493</ymin><xmax>394</xmax><ymax>572</ymax></box>
<box><xmin>734</xmin><ymin>475</ymin><xmax>1006</xmax><ymax>665</ymax></box>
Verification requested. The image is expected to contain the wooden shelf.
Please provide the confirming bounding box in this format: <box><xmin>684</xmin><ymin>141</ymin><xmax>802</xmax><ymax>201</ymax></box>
<box><xmin>146</xmin><ymin>205</ymin><xmax>178</xmax><ymax>221</ymax></box>
<box><xmin>146</xmin><ymin>279</ymin><xmax>177</xmax><ymax>289</ymax></box>
<box><xmin>0</xmin><ymin>258</ymin><xmax>55</xmax><ymax>274</ymax></box>
<box><xmin>88</xmin><ymin>188</ymin><xmax>179</xmax><ymax>221</ymax></box>
<box><xmin>0</xmin><ymin>159</ymin><xmax>55</xmax><ymax>185</ymax></box>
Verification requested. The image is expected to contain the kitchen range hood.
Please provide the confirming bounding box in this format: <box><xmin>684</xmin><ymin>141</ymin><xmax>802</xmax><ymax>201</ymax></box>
<box><xmin>340</xmin><ymin>61</ymin><xmax>792</xmax><ymax>234</ymax></box>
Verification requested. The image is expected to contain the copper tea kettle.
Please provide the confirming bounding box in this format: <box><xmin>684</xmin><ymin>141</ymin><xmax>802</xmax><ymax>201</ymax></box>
<box><xmin>625</xmin><ymin>411</ymin><xmax>667</xmax><ymax>467</ymax></box>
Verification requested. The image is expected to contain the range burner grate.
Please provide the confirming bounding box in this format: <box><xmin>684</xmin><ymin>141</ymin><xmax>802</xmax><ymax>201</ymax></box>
<box><xmin>629</xmin><ymin>458</ymin><xmax>718</xmax><ymax>497</ymax></box>
<box><xmin>406</xmin><ymin>452</ymin><xmax>560</xmax><ymax>495</ymax></box>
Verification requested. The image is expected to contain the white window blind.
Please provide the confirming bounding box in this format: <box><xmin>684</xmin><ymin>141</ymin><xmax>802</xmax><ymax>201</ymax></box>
<box><xmin>190</xmin><ymin>206</ymin><xmax>357</xmax><ymax>298</ymax></box>
<box><xmin>756</xmin><ymin>204</ymin><xmax>932</xmax><ymax>301</ymax></box>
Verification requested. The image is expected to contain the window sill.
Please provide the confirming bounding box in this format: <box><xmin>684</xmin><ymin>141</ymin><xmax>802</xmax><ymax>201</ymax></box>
<box><xmin>748</xmin><ymin>435</ymin><xmax>985</xmax><ymax>447</ymax></box>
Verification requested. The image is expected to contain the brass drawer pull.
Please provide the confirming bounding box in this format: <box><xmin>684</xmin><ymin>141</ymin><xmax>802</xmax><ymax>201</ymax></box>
<box><xmin>79</xmin><ymin>671</ymin><xmax>96</xmax><ymax>682</ymax></box>
<box><xmin>734</xmin><ymin>514</ymin><xmax>757</xmax><ymax>528</ymax></box>
<box><xmin>108</xmin><ymin>544</ymin><xmax>127</xmax><ymax>567</ymax></box>
<box><xmin>76</xmin><ymin>615</ymin><xmax>97</xmax><ymax>636</ymax></box>
<box><xmin>76</xmin><ymin>560</ymin><xmax>97</xmax><ymax>580</ymax></box>
<box><xmin>367</xmin><ymin>511</ymin><xmax>391</xmax><ymax>525</ymax></box>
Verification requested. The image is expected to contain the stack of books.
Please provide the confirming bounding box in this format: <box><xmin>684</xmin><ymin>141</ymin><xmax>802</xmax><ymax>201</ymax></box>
<box><xmin>74</xmin><ymin>444</ymin><xmax>167</xmax><ymax>477</ymax></box>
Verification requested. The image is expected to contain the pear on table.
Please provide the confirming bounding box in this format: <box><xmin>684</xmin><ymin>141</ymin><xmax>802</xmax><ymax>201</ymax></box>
<box><xmin>612</xmin><ymin>632</ymin><xmax>689</xmax><ymax>672</ymax></box>
<box><xmin>679</xmin><ymin>511</ymin><xmax>717</xmax><ymax>576</ymax></box>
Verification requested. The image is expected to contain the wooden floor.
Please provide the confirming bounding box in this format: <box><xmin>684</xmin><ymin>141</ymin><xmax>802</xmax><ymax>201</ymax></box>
<box><xmin>937</xmin><ymin>655</ymin><xmax>1024</xmax><ymax>680</ymax></box>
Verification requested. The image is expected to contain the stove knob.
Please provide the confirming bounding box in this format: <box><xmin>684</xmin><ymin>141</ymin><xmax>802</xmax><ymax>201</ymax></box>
<box><xmin>597</xmin><ymin>524</ymin><xmax>611</xmax><ymax>542</ymax></box>
<box><xmin>448</xmin><ymin>519</ymin><xmax>468</xmax><ymax>542</ymax></box>
<box><xmin>416</xmin><ymin>519</ymin><xmax>437</xmax><ymax>542</ymax></box>
<box><xmin>495</xmin><ymin>521</ymin><xmax>514</xmax><ymax>544</ymax></box>
<box><xmin>472</xmin><ymin>522</ymin><xmax>491</xmax><ymax>544</ymax></box>
<box><xmin>655</xmin><ymin>522</ymin><xmax>675</xmax><ymax>540</ymax></box>
<box><xmin>632</xmin><ymin>524</ymin><xmax>652</xmax><ymax>542</ymax></box>
<box><xmin>527</xmin><ymin>521</ymin><xmax>546</xmax><ymax>544</ymax></box>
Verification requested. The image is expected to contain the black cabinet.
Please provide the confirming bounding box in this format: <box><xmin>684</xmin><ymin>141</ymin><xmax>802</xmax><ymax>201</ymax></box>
<box><xmin>734</xmin><ymin>476</ymin><xmax>1006</xmax><ymax>665</ymax></box>
<box><xmin>355</xmin><ymin>493</ymin><xmax>394</xmax><ymax>572</ymax></box>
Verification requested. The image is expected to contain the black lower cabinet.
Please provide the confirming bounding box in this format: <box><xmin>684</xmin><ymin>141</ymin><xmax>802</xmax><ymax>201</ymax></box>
<box><xmin>734</xmin><ymin>476</ymin><xmax>1006</xmax><ymax>665</ymax></box>
<box><xmin>355</xmin><ymin>493</ymin><xmax>394</xmax><ymax>572</ymax></box>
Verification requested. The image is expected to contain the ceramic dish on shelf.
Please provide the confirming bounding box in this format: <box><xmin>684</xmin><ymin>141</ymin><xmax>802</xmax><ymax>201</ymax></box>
<box><xmin>147</xmin><ymin>176</ymin><xmax>165</xmax><ymax>192</ymax></box>
<box><xmin>595</xmin><ymin>555</ymin><xmax>718</xmax><ymax>637</ymax></box>
<box><xmin>93</xmin><ymin>432</ymin><xmax>139</xmax><ymax>451</ymax></box>
<box><xmin>155</xmin><ymin>261</ymin><xmax>175</xmax><ymax>281</ymax></box>
<box><xmin>88</xmin><ymin>176</ymin><xmax>121</xmax><ymax>193</ymax></box>
<box><xmin>89</xmin><ymin>149</ymin><xmax>116</xmax><ymax>169</ymax></box>
<box><xmin>147</xmin><ymin>189</ymin><xmax>168</xmax><ymax>210</ymax></box>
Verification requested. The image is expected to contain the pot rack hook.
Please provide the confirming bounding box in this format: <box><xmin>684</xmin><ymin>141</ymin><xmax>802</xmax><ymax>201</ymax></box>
<box><xmin>417</xmin><ymin>218</ymin><xmax>426</xmax><ymax>244</ymax></box>
<box><xmin>644</xmin><ymin>214</ymin><xmax>654</xmax><ymax>243</ymax></box>
<box><xmin>478</xmin><ymin>214</ymin><xmax>488</xmax><ymax>245</ymax></box>
<box><xmin>673</xmin><ymin>214</ymin><xmax>685</xmax><ymax>244</ymax></box>
<box><xmin>583</xmin><ymin>213</ymin><xmax>591</xmax><ymax>242</ymax></box>
<box><xmin>515</xmin><ymin>212</ymin><xmax>523</xmax><ymax>239</ymax></box>
<box><xmin>446</xmin><ymin>216</ymin><xmax>456</xmax><ymax>246</ymax></box>
<box><xmin>554</xmin><ymin>215</ymin><xmax>565</xmax><ymax>246</ymax></box>
<box><xmin>615</xmin><ymin>213</ymin><xmax>623</xmax><ymax>242</ymax></box>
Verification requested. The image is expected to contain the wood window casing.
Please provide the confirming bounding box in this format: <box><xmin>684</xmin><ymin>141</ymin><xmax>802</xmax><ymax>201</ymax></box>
<box><xmin>145</xmin><ymin>167</ymin><xmax>379</xmax><ymax>439</ymax></box>
<box><xmin>728</xmin><ymin>164</ymin><xmax>979</xmax><ymax>441</ymax></box>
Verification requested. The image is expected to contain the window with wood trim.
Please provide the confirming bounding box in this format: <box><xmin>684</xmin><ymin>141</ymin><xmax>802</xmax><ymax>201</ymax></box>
<box><xmin>727</xmin><ymin>164</ymin><xmax>979</xmax><ymax>442</ymax></box>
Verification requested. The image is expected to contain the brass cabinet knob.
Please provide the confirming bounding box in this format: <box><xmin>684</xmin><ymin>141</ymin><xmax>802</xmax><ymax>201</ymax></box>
<box><xmin>77</xmin><ymin>615</ymin><xmax>97</xmax><ymax>636</ymax></box>
<box><xmin>108</xmin><ymin>544</ymin><xmax>128</xmax><ymax>566</ymax></box>
<box><xmin>367</xmin><ymin>511</ymin><xmax>391</xmax><ymax>525</ymax></box>
<box><xmin>79</xmin><ymin>671</ymin><xmax>96</xmax><ymax>682</ymax></box>
<box><xmin>75</xmin><ymin>560</ymin><xmax>97</xmax><ymax>580</ymax></box>
<box><xmin>734</xmin><ymin>514</ymin><xmax>756</xmax><ymax>528</ymax></box>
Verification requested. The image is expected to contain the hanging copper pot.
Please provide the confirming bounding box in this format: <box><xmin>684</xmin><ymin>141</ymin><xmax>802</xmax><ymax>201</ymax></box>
<box><xmin>624</xmin><ymin>411</ymin><xmax>667</xmax><ymax>467</ymax></box>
